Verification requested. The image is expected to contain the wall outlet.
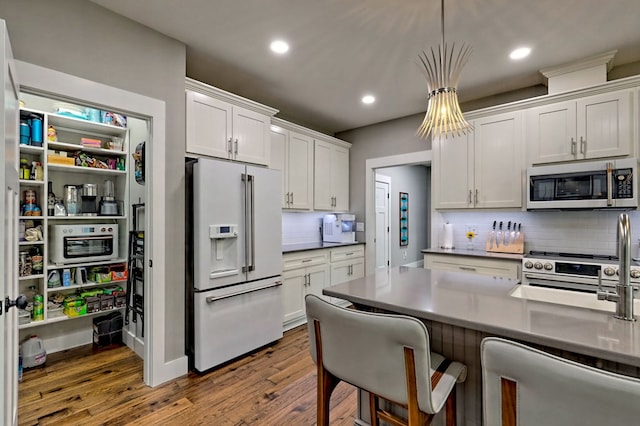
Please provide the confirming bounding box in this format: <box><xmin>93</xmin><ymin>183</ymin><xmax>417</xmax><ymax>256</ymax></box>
<box><xmin>356</xmin><ymin>222</ymin><xmax>365</xmax><ymax>232</ymax></box>
<box><xmin>403</xmin><ymin>250</ymin><xmax>407</xmax><ymax>259</ymax></box>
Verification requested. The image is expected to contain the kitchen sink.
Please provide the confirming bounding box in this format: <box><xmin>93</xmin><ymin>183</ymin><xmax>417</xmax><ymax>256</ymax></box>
<box><xmin>509</xmin><ymin>285</ymin><xmax>640</xmax><ymax>313</ymax></box>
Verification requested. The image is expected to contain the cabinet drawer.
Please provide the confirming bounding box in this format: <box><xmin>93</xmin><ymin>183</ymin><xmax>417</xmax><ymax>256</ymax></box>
<box><xmin>283</xmin><ymin>250</ymin><xmax>328</xmax><ymax>271</ymax></box>
<box><xmin>424</xmin><ymin>254</ymin><xmax>520</xmax><ymax>280</ymax></box>
<box><xmin>329</xmin><ymin>245</ymin><xmax>364</xmax><ymax>263</ymax></box>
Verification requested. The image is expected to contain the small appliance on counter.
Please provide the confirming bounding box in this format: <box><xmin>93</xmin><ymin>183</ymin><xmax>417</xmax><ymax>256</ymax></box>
<box><xmin>63</xmin><ymin>184</ymin><xmax>79</xmax><ymax>216</ymax></box>
<box><xmin>81</xmin><ymin>184</ymin><xmax>98</xmax><ymax>216</ymax></box>
<box><xmin>99</xmin><ymin>179</ymin><xmax>119</xmax><ymax>216</ymax></box>
<box><xmin>322</xmin><ymin>213</ymin><xmax>356</xmax><ymax>243</ymax></box>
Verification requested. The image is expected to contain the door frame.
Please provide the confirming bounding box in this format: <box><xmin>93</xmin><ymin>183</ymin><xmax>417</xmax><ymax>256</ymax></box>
<box><xmin>374</xmin><ymin>174</ymin><xmax>391</xmax><ymax>269</ymax></box>
<box><xmin>15</xmin><ymin>61</ymin><xmax>187</xmax><ymax>386</ymax></box>
<box><xmin>365</xmin><ymin>151</ymin><xmax>431</xmax><ymax>276</ymax></box>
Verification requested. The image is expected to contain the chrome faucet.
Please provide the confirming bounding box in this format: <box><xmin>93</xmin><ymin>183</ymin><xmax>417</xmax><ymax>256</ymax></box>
<box><xmin>597</xmin><ymin>213</ymin><xmax>636</xmax><ymax>321</ymax></box>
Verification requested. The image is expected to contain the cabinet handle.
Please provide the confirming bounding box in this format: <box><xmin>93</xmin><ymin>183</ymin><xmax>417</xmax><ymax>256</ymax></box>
<box><xmin>227</xmin><ymin>138</ymin><xmax>233</xmax><ymax>156</ymax></box>
<box><xmin>474</xmin><ymin>189</ymin><xmax>478</xmax><ymax>205</ymax></box>
<box><xmin>290</xmin><ymin>192</ymin><xmax>294</xmax><ymax>205</ymax></box>
<box><xmin>570</xmin><ymin>137</ymin><xmax>577</xmax><ymax>156</ymax></box>
<box><xmin>580</xmin><ymin>136</ymin><xmax>586</xmax><ymax>155</ymax></box>
<box><xmin>285</xmin><ymin>192</ymin><xmax>290</xmax><ymax>205</ymax></box>
<box><xmin>306</xmin><ymin>273</ymin><xmax>310</xmax><ymax>286</ymax></box>
<box><xmin>234</xmin><ymin>139</ymin><xmax>239</xmax><ymax>156</ymax></box>
<box><xmin>468</xmin><ymin>190</ymin><xmax>472</xmax><ymax>205</ymax></box>
<box><xmin>459</xmin><ymin>266</ymin><xmax>477</xmax><ymax>271</ymax></box>
<box><xmin>302</xmin><ymin>259</ymin><xmax>312</xmax><ymax>263</ymax></box>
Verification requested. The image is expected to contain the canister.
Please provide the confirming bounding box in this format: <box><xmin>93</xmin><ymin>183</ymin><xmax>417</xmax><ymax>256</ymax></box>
<box><xmin>32</xmin><ymin>295</ymin><xmax>44</xmax><ymax>321</ymax></box>
<box><xmin>20</xmin><ymin>120</ymin><xmax>30</xmax><ymax>145</ymax></box>
<box><xmin>28</xmin><ymin>115</ymin><xmax>43</xmax><ymax>146</ymax></box>
<box><xmin>18</xmin><ymin>251</ymin><xmax>32</xmax><ymax>277</ymax></box>
<box><xmin>23</xmin><ymin>189</ymin><xmax>36</xmax><ymax>205</ymax></box>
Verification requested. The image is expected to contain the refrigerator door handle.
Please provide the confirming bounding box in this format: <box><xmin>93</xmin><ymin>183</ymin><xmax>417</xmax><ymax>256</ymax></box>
<box><xmin>248</xmin><ymin>174</ymin><xmax>256</xmax><ymax>272</ymax></box>
<box><xmin>242</xmin><ymin>173</ymin><xmax>249</xmax><ymax>273</ymax></box>
<box><xmin>205</xmin><ymin>281</ymin><xmax>283</xmax><ymax>303</ymax></box>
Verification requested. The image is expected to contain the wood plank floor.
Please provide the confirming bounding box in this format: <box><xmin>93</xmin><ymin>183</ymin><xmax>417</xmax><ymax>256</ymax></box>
<box><xmin>18</xmin><ymin>325</ymin><xmax>357</xmax><ymax>425</ymax></box>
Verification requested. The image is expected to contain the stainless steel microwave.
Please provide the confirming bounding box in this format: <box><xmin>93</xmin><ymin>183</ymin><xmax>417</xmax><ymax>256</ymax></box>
<box><xmin>527</xmin><ymin>159</ymin><xmax>637</xmax><ymax>210</ymax></box>
<box><xmin>50</xmin><ymin>224</ymin><xmax>119</xmax><ymax>265</ymax></box>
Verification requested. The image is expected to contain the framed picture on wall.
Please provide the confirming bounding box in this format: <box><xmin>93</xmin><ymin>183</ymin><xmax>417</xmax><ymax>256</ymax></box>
<box><xmin>399</xmin><ymin>192</ymin><xmax>408</xmax><ymax>246</ymax></box>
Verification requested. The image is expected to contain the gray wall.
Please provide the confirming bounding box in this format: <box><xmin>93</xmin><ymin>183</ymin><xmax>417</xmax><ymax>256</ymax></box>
<box><xmin>0</xmin><ymin>0</ymin><xmax>186</xmax><ymax>361</ymax></box>
<box><xmin>337</xmin><ymin>113</ymin><xmax>429</xmax><ymax>231</ymax></box>
<box><xmin>376</xmin><ymin>165</ymin><xmax>430</xmax><ymax>265</ymax></box>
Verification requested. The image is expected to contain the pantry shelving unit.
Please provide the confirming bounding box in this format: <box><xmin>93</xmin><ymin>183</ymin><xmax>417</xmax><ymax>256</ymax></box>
<box><xmin>18</xmin><ymin>102</ymin><xmax>130</xmax><ymax>335</ymax></box>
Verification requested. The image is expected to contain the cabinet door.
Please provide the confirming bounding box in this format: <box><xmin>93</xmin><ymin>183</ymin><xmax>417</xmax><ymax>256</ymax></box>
<box><xmin>331</xmin><ymin>145</ymin><xmax>349</xmax><ymax>211</ymax></box>
<box><xmin>578</xmin><ymin>90</ymin><xmax>632</xmax><ymax>160</ymax></box>
<box><xmin>433</xmin><ymin>132</ymin><xmax>473</xmax><ymax>209</ymax></box>
<box><xmin>350</xmin><ymin>258</ymin><xmax>365</xmax><ymax>280</ymax></box>
<box><xmin>313</xmin><ymin>139</ymin><xmax>333</xmax><ymax>210</ymax></box>
<box><xmin>233</xmin><ymin>105</ymin><xmax>270</xmax><ymax>166</ymax></box>
<box><xmin>330</xmin><ymin>260</ymin><xmax>352</xmax><ymax>286</ymax></box>
<box><xmin>474</xmin><ymin>112</ymin><xmax>523</xmax><ymax>208</ymax></box>
<box><xmin>269</xmin><ymin>127</ymin><xmax>288</xmax><ymax>208</ymax></box>
<box><xmin>527</xmin><ymin>100</ymin><xmax>576</xmax><ymax>165</ymax></box>
<box><xmin>307</xmin><ymin>264</ymin><xmax>329</xmax><ymax>301</ymax></box>
<box><xmin>282</xmin><ymin>268</ymin><xmax>306</xmax><ymax>324</ymax></box>
<box><xmin>287</xmin><ymin>131</ymin><xmax>313</xmax><ymax>210</ymax></box>
<box><xmin>186</xmin><ymin>90</ymin><xmax>232</xmax><ymax>159</ymax></box>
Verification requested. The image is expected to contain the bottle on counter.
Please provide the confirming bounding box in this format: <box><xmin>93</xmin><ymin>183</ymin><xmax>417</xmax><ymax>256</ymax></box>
<box><xmin>20</xmin><ymin>159</ymin><xmax>30</xmax><ymax>180</ymax></box>
<box><xmin>47</xmin><ymin>181</ymin><xmax>56</xmax><ymax>217</ymax></box>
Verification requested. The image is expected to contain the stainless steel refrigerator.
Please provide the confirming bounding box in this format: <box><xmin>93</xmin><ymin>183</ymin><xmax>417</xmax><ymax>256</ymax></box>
<box><xmin>186</xmin><ymin>157</ymin><xmax>283</xmax><ymax>373</ymax></box>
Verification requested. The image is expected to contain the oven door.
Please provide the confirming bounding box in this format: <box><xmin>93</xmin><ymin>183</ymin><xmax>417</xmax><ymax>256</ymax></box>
<box><xmin>523</xmin><ymin>272</ymin><xmax>615</xmax><ymax>293</ymax></box>
<box><xmin>59</xmin><ymin>234</ymin><xmax>118</xmax><ymax>263</ymax></box>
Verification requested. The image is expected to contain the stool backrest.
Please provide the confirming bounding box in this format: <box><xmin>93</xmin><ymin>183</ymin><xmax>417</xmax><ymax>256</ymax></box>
<box><xmin>481</xmin><ymin>337</ymin><xmax>640</xmax><ymax>426</ymax></box>
<box><xmin>305</xmin><ymin>294</ymin><xmax>438</xmax><ymax>413</ymax></box>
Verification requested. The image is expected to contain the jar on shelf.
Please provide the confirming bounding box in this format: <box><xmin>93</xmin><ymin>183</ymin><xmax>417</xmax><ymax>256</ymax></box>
<box><xmin>18</xmin><ymin>251</ymin><xmax>32</xmax><ymax>277</ymax></box>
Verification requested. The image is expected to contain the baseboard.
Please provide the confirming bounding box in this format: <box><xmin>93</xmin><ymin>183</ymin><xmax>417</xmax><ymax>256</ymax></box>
<box><xmin>402</xmin><ymin>259</ymin><xmax>424</xmax><ymax>268</ymax></box>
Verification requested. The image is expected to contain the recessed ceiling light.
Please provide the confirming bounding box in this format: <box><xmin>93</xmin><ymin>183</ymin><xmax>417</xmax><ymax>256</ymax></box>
<box><xmin>270</xmin><ymin>40</ymin><xmax>289</xmax><ymax>54</ymax></box>
<box><xmin>510</xmin><ymin>47</ymin><xmax>531</xmax><ymax>60</ymax></box>
<box><xmin>362</xmin><ymin>95</ymin><xmax>376</xmax><ymax>105</ymax></box>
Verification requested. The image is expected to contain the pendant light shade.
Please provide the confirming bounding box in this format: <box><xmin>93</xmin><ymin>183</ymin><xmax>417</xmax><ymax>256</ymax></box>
<box><xmin>417</xmin><ymin>0</ymin><xmax>473</xmax><ymax>139</ymax></box>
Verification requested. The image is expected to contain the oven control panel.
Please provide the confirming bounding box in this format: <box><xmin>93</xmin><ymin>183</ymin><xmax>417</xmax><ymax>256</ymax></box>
<box><xmin>522</xmin><ymin>257</ymin><xmax>640</xmax><ymax>283</ymax></box>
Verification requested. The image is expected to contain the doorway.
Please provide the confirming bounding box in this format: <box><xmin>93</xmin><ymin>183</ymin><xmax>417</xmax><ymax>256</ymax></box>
<box><xmin>375</xmin><ymin>174</ymin><xmax>390</xmax><ymax>269</ymax></box>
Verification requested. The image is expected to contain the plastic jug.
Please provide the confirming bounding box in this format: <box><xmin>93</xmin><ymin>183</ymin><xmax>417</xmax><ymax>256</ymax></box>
<box><xmin>21</xmin><ymin>335</ymin><xmax>46</xmax><ymax>368</ymax></box>
<box><xmin>47</xmin><ymin>270</ymin><xmax>61</xmax><ymax>288</ymax></box>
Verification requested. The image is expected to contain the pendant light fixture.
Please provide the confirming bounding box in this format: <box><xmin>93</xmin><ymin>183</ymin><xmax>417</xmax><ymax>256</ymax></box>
<box><xmin>417</xmin><ymin>0</ymin><xmax>472</xmax><ymax>139</ymax></box>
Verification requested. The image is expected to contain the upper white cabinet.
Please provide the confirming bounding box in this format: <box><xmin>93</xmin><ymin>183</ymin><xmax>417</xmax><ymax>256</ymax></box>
<box><xmin>434</xmin><ymin>111</ymin><xmax>523</xmax><ymax>209</ymax></box>
<box><xmin>527</xmin><ymin>89</ymin><xmax>633</xmax><ymax>164</ymax></box>
<box><xmin>314</xmin><ymin>139</ymin><xmax>350</xmax><ymax>211</ymax></box>
<box><xmin>185</xmin><ymin>79</ymin><xmax>277</xmax><ymax>166</ymax></box>
<box><xmin>270</xmin><ymin>124</ymin><xmax>314</xmax><ymax>210</ymax></box>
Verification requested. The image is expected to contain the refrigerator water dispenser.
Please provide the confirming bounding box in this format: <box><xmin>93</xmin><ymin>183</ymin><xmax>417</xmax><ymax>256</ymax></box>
<box><xmin>209</xmin><ymin>224</ymin><xmax>239</xmax><ymax>279</ymax></box>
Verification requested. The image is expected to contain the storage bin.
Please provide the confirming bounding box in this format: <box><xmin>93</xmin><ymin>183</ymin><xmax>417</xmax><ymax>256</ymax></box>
<box><xmin>99</xmin><ymin>294</ymin><xmax>114</xmax><ymax>311</ymax></box>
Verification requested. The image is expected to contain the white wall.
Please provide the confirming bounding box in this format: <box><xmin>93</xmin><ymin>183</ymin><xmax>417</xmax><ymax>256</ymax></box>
<box><xmin>0</xmin><ymin>0</ymin><xmax>186</xmax><ymax>363</ymax></box>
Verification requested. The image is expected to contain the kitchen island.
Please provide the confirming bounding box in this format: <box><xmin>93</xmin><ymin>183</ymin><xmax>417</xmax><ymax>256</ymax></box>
<box><xmin>323</xmin><ymin>267</ymin><xmax>640</xmax><ymax>425</ymax></box>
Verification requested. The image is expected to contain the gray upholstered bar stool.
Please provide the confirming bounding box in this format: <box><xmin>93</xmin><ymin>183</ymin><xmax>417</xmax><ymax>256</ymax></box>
<box><xmin>481</xmin><ymin>337</ymin><xmax>640</xmax><ymax>426</ymax></box>
<box><xmin>305</xmin><ymin>294</ymin><xmax>467</xmax><ymax>426</ymax></box>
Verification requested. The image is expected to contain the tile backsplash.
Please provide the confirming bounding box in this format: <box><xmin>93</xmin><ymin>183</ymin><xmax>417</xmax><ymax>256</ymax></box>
<box><xmin>282</xmin><ymin>212</ymin><xmax>326</xmax><ymax>245</ymax></box>
<box><xmin>440</xmin><ymin>210</ymin><xmax>640</xmax><ymax>257</ymax></box>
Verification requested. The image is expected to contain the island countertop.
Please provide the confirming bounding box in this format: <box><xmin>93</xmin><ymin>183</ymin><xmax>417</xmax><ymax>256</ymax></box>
<box><xmin>323</xmin><ymin>267</ymin><xmax>640</xmax><ymax>368</ymax></box>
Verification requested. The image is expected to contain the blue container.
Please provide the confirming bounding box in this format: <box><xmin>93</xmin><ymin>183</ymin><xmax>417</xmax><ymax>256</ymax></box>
<box><xmin>20</xmin><ymin>120</ymin><xmax>30</xmax><ymax>145</ymax></box>
<box><xmin>28</xmin><ymin>115</ymin><xmax>43</xmax><ymax>146</ymax></box>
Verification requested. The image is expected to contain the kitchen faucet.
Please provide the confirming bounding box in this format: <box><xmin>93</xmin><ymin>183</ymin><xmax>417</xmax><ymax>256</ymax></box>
<box><xmin>597</xmin><ymin>213</ymin><xmax>636</xmax><ymax>321</ymax></box>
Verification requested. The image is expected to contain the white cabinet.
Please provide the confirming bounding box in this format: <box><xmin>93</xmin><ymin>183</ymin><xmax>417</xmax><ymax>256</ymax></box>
<box><xmin>282</xmin><ymin>250</ymin><xmax>329</xmax><ymax>330</ymax></box>
<box><xmin>314</xmin><ymin>139</ymin><xmax>350</xmax><ymax>211</ymax></box>
<box><xmin>424</xmin><ymin>253</ymin><xmax>521</xmax><ymax>280</ymax></box>
<box><xmin>527</xmin><ymin>90</ymin><xmax>633</xmax><ymax>164</ymax></box>
<box><xmin>434</xmin><ymin>111</ymin><xmax>523</xmax><ymax>209</ymax></box>
<box><xmin>270</xmin><ymin>126</ymin><xmax>313</xmax><ymax>209</ymax></box>
<box><xmin>329</xmin><ymin>245</ymin><xmax>365</xmax><ymax>286</ymax></box>
<box><xmin>186</xmin><ymin>80</ymin><xmax>277</xmax><ymax>166</ymax></box>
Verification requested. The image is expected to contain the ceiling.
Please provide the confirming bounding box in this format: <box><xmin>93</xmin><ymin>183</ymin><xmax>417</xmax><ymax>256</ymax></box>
<box><xmin>90</xmin><ymin>0</ymin><xmax>640</xmax><ymax>135</ymax></box>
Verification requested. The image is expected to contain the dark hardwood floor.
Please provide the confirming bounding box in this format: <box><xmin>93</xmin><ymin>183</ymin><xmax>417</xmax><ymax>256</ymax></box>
<box><xmin>18</xmin><ymin>325</ymin><xmax>356</xmax><ymax>425</ymax></box>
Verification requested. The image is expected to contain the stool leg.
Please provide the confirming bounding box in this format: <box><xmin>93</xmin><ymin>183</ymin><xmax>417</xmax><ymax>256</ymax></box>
<box><xmin>368</xmin><ymin>393</ymin><xmax>380</xmax><ymax>426</ymax></box>
<box><xmin>445</xmin><ymin>386</ymin><xmax>456</xmax><ymax>426</ymax></box>
<box><xmin>317</xmin><ymin>366</ymin><xmax>340</xmax><ymax>426</ymax></box>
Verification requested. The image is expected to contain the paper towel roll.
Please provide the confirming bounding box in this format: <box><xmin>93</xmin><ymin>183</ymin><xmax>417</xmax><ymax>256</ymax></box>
<box><xmin>442</xmin><ymin>223</ymin><xmax>454</xmax><ymax>249</ymax></box>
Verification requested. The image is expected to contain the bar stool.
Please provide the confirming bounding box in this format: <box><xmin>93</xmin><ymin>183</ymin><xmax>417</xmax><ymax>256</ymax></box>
<box><xmin>481</xmin><ymin>337</ymin><xmax>640</xmax><ymax>426</ymax></box>
<box><xmin>305</xmin><ymin>294</ymin><xmax>467</xmax><ymax>425</ymax></box>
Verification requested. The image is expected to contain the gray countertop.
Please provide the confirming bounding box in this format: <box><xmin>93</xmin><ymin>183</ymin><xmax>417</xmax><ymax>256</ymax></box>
<box><xmin>283</xmin><ymin>241</ymin><xmax>364</xmax><ymax>254</ymax></box>
<box><xmin>323</xmin><ymin>267</ymin><xmax>640</xmax><ymax>367</ymax></box>
<box><xmin>422</xmin><ymin>247</ymin><xmax>524</xmax><ymax>261</ymax></box>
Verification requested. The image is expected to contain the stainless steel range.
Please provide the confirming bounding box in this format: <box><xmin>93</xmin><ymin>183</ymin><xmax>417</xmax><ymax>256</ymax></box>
<box><xmin>522</xmin><ymin>251</ymin><xmax>640</xmax><ymax>292</ymax></box>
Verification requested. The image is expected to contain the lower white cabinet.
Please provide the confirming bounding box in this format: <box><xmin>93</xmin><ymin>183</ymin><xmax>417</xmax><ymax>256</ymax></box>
<box><xmin>282</xmin><ymin>244</ymin><xmax>365</xmax><ymax>331</ymax></box>
<box><xmin>282</xmin><ymin>250</ymin><xmax>329</xmax><ymax>331</ymax></box>
<box><xmin>424</xmin><ymin>252</ymin><xmax>521</xmax><ymax>280</ymax></box>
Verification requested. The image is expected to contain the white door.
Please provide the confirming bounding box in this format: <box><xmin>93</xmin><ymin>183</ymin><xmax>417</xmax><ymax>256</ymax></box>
<box><xmin>375</xmin><ymin>175</ymin><xmax>390</xmax><ymax>269</ymax></box>
<box><xmin>1</xmin><ymin>19</ymin><xmax>20</xmax><ymax>426</ymax></box>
